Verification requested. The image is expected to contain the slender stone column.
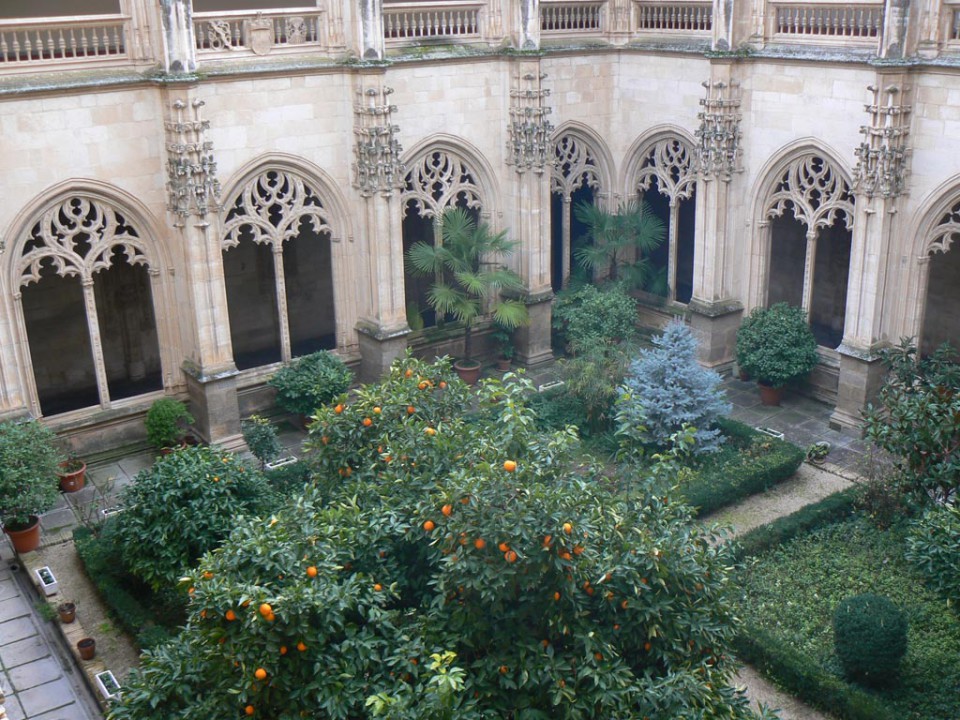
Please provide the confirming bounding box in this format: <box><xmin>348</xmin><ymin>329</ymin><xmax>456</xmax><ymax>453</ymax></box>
<box><xmin>159</xmin><ymin>0</ymin><xmax>196</xmax><ymax>73</ymax></box>
<box><xmin>358</xmin><ymin>0</ymin><xmax>385</xmax><ymax>60</ymax></box>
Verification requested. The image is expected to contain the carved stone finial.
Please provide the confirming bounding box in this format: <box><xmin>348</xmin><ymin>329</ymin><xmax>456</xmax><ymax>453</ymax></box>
<box><xmin>507</xmin><ymin>70</ymin><xmax>554</xmax><ymax>174</ymax></box>
<box><xmin>695</xmin><ymin>80</ymin><xmax>741</xmax><ymax>182</ymax></box>
<box><xmin>352</xmin><ymin>85</ymin><xmax>405</xmax><ymax>198</ymax></box>
<box><xmin>852</xmin><ymin>84</ymin><xmax>911</xmax><ymax>199</ymax></box>
<box><xmin>164</xmin><ymin>98</ymin><xmax>222</xmax><ymax>217</ymax></box>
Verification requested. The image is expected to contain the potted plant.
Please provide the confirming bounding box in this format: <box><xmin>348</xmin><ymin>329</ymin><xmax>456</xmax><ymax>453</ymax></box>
<box><xmin>57</xmin><ymin>456</ymin><xmax>86</xmax><ymax>493</ymax></box>
<box><xmin>35</xmin><ymin>566</ymin><xmax>58</xmax><ymax>595</ymax></box>
<box><xmin>145</xmin><ymin>397</ymin><xmax>195</xmax><ymax>452</ymax></box>
<box><xmin>490</xmin><ymin>322</ymin><xmax>515</xmax><ymax>372</ymax></box>
<box><xmin>77</xmin><ymin>637</ymin><xmax>96</xmax><ymax>660</ymax></box>
<box><xmin>806</xmin><ymin>441</ymin><xmax>831</xmax><ymax>464</ymax></box>
<box><xmin>735</xmin><ymin>303</ymin><xmax>819</xmax><ymax>406</ymax></box>
<box><xmin>406</xmin><ymin>207</ymin><xmax>529</xmax><ymax>384</ymax></box>
<box><xmin>58</xmin><ymin>601</ymin><xmax>76</xmax><ymax>623</ymax></box>
<box><xmin>268</xmin><ymin>351</ymin><xmax>352</xmax><ymax>422</ymax></box>
<box><xmin>241</xmin><ymin>415</ymin><xmax>287</xmax><ymax>470</ymax></box>
<box><xmin>0</xmin><ymin>419</ymin><xmax>64</xmax><ymax>554</ymax></box>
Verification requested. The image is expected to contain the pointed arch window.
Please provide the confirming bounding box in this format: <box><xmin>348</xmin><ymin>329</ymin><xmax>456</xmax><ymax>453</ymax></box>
<box><xmin>919</xmin><ymin>198</ymin><xmax>960</xmax><ymax>356</ymax></box>
<box><xmin>634</xmin><ymin>137</ymin><xmax>697</xmax><ymax>302</ymax></box>
<box><xmin>222</xmin><ymin>169</ymin><xmax>338</xmax><ymax>370</ymax></box>
<box><xmin>16</xmin><ymin>196</ymin><xmax>162</xmax><ymax>416</ymax></box>
<box><xmin>400</xmin><ymin>150</ymin><xmax>483</xmax><ymax>329</ymax></box>
<box><xmin>764</xmin><ymin>154</ymin><xmax>855</xmax><ymax>348</ymax></box>
<box><xmin>550</xmin><ymin>134</ymin><xmax>602</xmax><ymax>291</ymax></box>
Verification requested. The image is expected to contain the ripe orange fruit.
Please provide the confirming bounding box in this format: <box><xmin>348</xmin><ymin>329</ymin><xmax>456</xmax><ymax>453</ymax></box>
<box><xmin>559</xmin><ymin>551</ymin><xmax>572</xmax><ymax>561</ymax></box>
<box><xmin>306</xmin><ymin>566</ymin><xmax>318</xmax><ymax>577</ymax></box>
<box><xmin>441</xmin><ymin>504</ymin><xmax>453</xmax><ymax>517</ymax></box>
<box><xmin>542</xmin><ymin>535</ymin><xmax>553</xmax><ymax>548</ymax></box>
<box><xmin>498</xmin><ymin>541</ymin><xmax>510</xmax><ymax>553</ymax></box>
<box><xmin>362</xmin><ymin>417</ymin><xmax>373</xmax><ymax>427</ymax></box>
<box><xmin>594</xmin><ymin>652</ymin><xmax>603</xmax><ymax>661</ymax></box>
<box><xmin>474</xmin><ymin>538</ymin><xmax>486</xmax><ymax>550</ymax></box>
<box><xmin>280</xmin><ymin>646</ymin><xmax>288</xmax><ymax>655</ymax></box>
<box><xmin>405</xmin><ymin>369</ymin><xmax>414</xmax><ymax>378</ymax></box>
<box><xmin>254</xmin><ymin>668</ymin><xmax>267</xmax><ymax>680</ymax></box>
<box><xmin>499</xmin><ymin>665</ymin><xmax>508</xmax><ymax>674</ymax></box>
<box><xmin>573</xmin><ymin>545</ymin><xmax>584</xmax><ymax>556</ymax></box>
<box><xmin>297</xmin><ymin>641</ymin><xmax>307</xmax><ymax>652</ymax></box>
<box><xmin>460</xmin><ymin>496</ymin><xmax>470</xmax><ymax>505</ymax></box>
<box><xmin>553</xmin><ymin>591</ymin><xmax>561</xmax><ymax>601</ymax></box>
<box><xmin>373</xmin><ymin>406</ymin><xmax>382</xmax><ymax>414</ymax></box>
<box><xmin>562</xmin><ymin>522</ymin><xmax>573</xmax><ymax>534</ymax></box>
<box><xmin>259</xmin><ymin>603</ymin><xmax>272</xmax><ymax>617</ymax></box>
<box><xmin>425</xmin><ymin>427</ymin><xmax>436</xmax><ymax>436</ymax></box>
<box><xmin>644</xmin><ymin>641</ymin><xmax>652</xmax><ymax>652</ymax></box>
<box><xmin>423</xmin><ymin>520</ymin><xmax>436</xmax><ymax>532</ymax></box>
<box><xmin>439</xmin><ymin>381</ymin><xmax>447</xmax><ymax>389</ymax></box>
<box><xmin>265</xmin><ymin>612</ymin><xmax>275</xmax><ymax>622</ymax></box>
<box><xmin>203</xmin><ymin>571</ymin><xmax>213</xmax><ymax>579</ymax></box>
<box><xmin>245</xmin><ymin>705</ymin><xmax>255</xmax><ymax>716</ymax></box>
<box><xmin>407</xmin><ymin>406</ymin><xmax>416</xmax><ymax>415</ymax></box>
<box><xmin>334</xmin><ymin>404</ymin><xmax>344</xmax><ymax>414</ymax></box>
<box><xmin>504</xmin><ymin>550</ymin><xmax>518</xmax><ymax>563</ymax></box>
<box><xmin>418</xmin><ymin>381</ymin><xmax>428</xmax><ymax>390</ymax></box>
<box><xmin>373</xmin><ymin>583</ymin><xmax>382</xmax><ymax>591</ymax></box>
<box><xmin>621</xmin><ymin>600</ymin><xmax>629</xmax><ymax>610</ymax></box>
<box><xmin>541</xmin><ymin>639</ymin><xmax>550</xmax><ymax>648</ymax></box>
<box><xmin>187</xmin><ymin>587</ymin><xmax>195</xmax><ymax>594</ymax></box>
<box><xmin>225</xmin><ymin>609</ymin><xmax>237</xmax><ymax>621</ymax></box>
<box><xmin>503</xmin><ymin>460</ymin><xmax>517</xmax><ymax>472</ymax></box>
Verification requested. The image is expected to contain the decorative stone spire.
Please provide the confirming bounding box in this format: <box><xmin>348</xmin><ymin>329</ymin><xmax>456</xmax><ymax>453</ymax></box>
<box><xmin>164</xmin><ymin>98</ymin><xmax>221</xmax><ymax>218</ymax></box>
<box><xmin>852</xmin><ymin>84</ymin><xmax>911</xmax><ymax>198</ymax></box>
<box><xmin>352</xmin><ymin>86</ymin><xmax>404</xmax><ymax>198</ymax></box>
<box><xmin>506</xmin><ymin>70</ymin><xmax>554</xmax><ymax>173</ymax></box>
<box><xmin>695</xmin><ymin>80</ymin><xmax>741</xmax><ymax>182</ymax></box>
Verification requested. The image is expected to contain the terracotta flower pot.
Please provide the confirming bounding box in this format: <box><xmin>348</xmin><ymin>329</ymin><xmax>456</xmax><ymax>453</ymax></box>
<box><xmin>453</xmin><ymin>359</ymin><xmax>482</xmax><ymax>386</ymax></box>
<box><xmin>77</xmin><ymin>637</ymin><xmax>96</xmax><ymax>660</ymax></box>
<box><xmin>3</xmin><ymin>515</ymin><xmax>41</xmax><ymax>554</ymax></box>
<box><xmin>58</xmin><ymin>602</ymin><xmax>76</xmax><ymax>624</ymax></box>
<box><xmin>57</xmin><ymin>461</ymin><xmax>86</xmax><ymax>493</ymax></box>
<box><xmin>496</xmin><ymin>357</ymin><xmax>512</xmax><ymax>372</ymax></box>
<box><xmin>758</xmin><ymin>383</ymin><xmax>783</xmax><ymax>407</ymax></box>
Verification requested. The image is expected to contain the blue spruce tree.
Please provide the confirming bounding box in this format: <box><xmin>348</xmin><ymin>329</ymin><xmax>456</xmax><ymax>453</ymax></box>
<box><xmin>616</xmin><ymin>320</ymin><xmax>731</xmax><ymax>454</ymax></box>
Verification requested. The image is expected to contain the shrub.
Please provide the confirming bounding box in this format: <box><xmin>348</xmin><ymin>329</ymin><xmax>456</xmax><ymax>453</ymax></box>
<box><xmin>616</xmin><ymin>321</ymin><xmax>731</xmax><ymax>455</ymax></box>
<box><xmin>0</xmin><ymin>420</ymin><xmax>64</xmax><ymax>527</ymax></box>
<box><xmin>833</xmin><ymin>593</ymin><xmax>907</xmax><ymax>686</ymax></box>
<box><xmin>112</xmin><ymin>446</ymin><xmax>275</xmax><ymax>591</ymax></box>
<box><xmin>552</xmin><ymin>283</ymin><xmax>638</xmax><ymax>354</ymax></box>
<box><xmin>905</xmin><ymin>503</ymin><xmax>960</xmax><ymax>604</ymax></box>
<box><xmin>241</xmin><ymin>415</ymin><xmax>283</xmax><ymax>469</ymax></box>
<box><xmin>268</xmin><ymin>350</ymin><xmax>352</xmax><ymax>417</ymax></box>
<box><xmin>144</xmin><ymin>398</ymin><xmax>194</xmax><ymax>450</ymax></box>
<box><xmin>736</xmin><ymin>303</ymin><xmax>819</xmax><ymax>388</ymax></box>
<box><xmin>862</xmin><ymin>339</ymin><xmax>960</xmax><ymax>505</ymax></box>
<box><xmin>556</xmin><ymin>342</ymin><xmax>634</xmax><ymax>432</ymax></box>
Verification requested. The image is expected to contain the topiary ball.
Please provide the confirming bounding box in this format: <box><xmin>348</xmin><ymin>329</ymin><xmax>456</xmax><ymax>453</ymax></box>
<box><xmin>833</xmin><ymin>593</ymin><xmax>907</xmax><ymax>686</ymax></box>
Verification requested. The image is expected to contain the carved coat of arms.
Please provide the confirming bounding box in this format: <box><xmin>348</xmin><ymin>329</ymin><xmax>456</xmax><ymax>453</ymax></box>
<box><xmin>245</xmin><ymin>15</ymin><xmax>274</xmax><ymax>55</ymax></box>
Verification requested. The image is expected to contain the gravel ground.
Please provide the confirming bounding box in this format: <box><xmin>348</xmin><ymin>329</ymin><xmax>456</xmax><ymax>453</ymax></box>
<box><xmin>39</xmin><ymin>539</ymin><xmax>141</xmax><ymax>682</ymax></box>
<box><xmin>734</xmin><ymin>664</ymin><xmax>831</xmax><ymax>720</ymax></box>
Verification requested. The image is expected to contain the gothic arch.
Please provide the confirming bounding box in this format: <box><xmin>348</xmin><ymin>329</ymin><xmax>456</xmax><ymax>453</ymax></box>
<box><xmin>747</xmin><ymin>142</ymin><xmax>856</xmax><ymax>339</ymax></box>
<box><xmin>623</xmin><ymin>127</ymin><xmax>699</xmax><ymax>302</ymax></box>
<box><xmin>218</xmin><ymin>155</ymin><xmax>356</xmax><ymax>366</ymax></box>
<box><xmin>3</xmin><ymin>180</ymin><xmax>175</xmax><ymax>417</ymax></box>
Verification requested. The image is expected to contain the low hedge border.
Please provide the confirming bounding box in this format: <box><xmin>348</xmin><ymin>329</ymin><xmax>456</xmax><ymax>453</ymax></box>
<box><xmin>732</xmin><ymin>488</ymin><xmax>887</xmax><ymax>720</ymax></box>
<box><xmin>733</xmin><ymin>624</ymin><xmax>896</xmax><ymax>720</ymax></box>
<box><xmin>682</xmin><ymin>418</ymin><xmax>805</xmax><ymax>517</ymax></box>
<box><xmin>74</xmin><ymin>525</ymin><xmax>179</xmax><ymax>650</ymax></box>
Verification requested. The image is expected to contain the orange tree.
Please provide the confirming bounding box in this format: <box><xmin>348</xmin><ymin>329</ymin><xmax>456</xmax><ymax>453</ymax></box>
<box><xmin>109</xmin><ymin>356</ymin><xmax>769</xmax><ymax>720</ymax></box>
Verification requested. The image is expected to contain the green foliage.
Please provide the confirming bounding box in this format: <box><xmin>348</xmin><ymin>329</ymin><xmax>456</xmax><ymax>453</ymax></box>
<box><xmin>739</xmin><ymin>517</ymin><xmax>960</xmax><ymax>720</ymax></box>
<box><xmin>268</xmin><ymin>350</ymin><xmax>352</xmax><ymax>417</ymax></box>
<box><xmin>616</xmin><ymin>321</ymin><xmax>731</xmax><ymax>455</ymax></box>
<box><xmin>552</xmin><ymin>283</ymin><xmax>638</xmax><ymax>354</ymax></box>
<box><xmin>0</xmin><ymin>419</ymin><xmax>64</xmax><ymax>526</ymax></box>
<box><xmin>144</xmin><ymin>398</ymin><xmax>194</xmax><ymax>450</ymax></box>
<box><xmin>556</xmin><ymin>342</ymin><xmax>634</xmax><ymax>433</ymax></box>
<box><xmin>74</xmin><ymin>525</ymin><xmax>181</xmax><ymax>650</ymax></box>
<box><xmin>112</xmin><ymin>446</ymin><xmax>276</xmax><ymax>592</ymax></box>
<box><xmin>572</xmin><ymin>200</ymin><xmax>666</xmax><ymax>290</ymax></box>
<box><xmin>833</xmin><ymin>593</ymin><xmax>907</xmax><ymax>686</ymax></box>
<box><xmin>733</xmin><ymin>625</ymin><xmax>897</xmax><ymax>720</ymax></box>
<box><xmin>736</xmin><ymin>303</ymin><xmax>819</xmax><ymax>388</ymax></box>
<box><xmin>489</xmin><ymin>322</ymin><xmax>515</xmax><ymax>360</ymax></box>
<box><xmin>862</xmin><ymin>339</ymin><xmax>960</xmax><ymax>505</ymax></box>
<box><xmin>676</xmin><ymin>419</ymin><xmax>804</xmax><ymax>516</ymax></box>
<box><xmin>110</xmin><ymin>356</ymin><xmax>760</xmax><ymax>720</ymax></box>
<box><xmin>241</xmin><ymin>415</ymin><xmax>283</xmax><ymax>469</ymax></box>
<box><xmin>264</xmin><ymin>460</ymin><xmax>311</xmax><ymax>495</ymax></box>
<box><xmin>406</xmin><ymin>207</ymin><xmax>528</xmax><ymax>361</ymax></box>
<box><xmin>905</xmin><ymin>503</ymin><xmax>960</xmax><ymax>605</ymax></box>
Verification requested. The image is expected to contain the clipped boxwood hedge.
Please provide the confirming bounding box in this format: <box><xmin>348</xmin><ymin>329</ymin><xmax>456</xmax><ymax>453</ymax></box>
<box><xmin>680</xmin><ymin>418</ymin><xmax>804</xmax><ymax>516</ymax></box>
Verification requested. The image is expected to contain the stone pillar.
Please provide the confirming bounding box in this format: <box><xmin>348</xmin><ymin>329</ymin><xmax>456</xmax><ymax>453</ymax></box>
<box><xmin>506</xmin><ymin>60</ymin><xmax>555</xmax><ymax>367</ymax></box>
<box><xmin>912</xmin><ymin>0</ymin><xmax>944</xmax><ymax>58</ymax></box>
<box><xmin>161</xmin><ymin>86</ymin><xmax>244</xmax><ymax>449</ymax></box>
<box><xmin>690</xmin><ymin>61</ymin><xmax>743</xmax><ymax>370</ymax></box>
<box><xmin>352</xmin><ymin>76</ymin><xmax>410</xmax><ymax>382</ymax></box>
<box><xmin>358</xmin><ymin>0</ymin><xmax>385</xmax><ymax>60</ymax></box>
<box><xmin>517</xmin><ymin>0</ymin><xmax>540</xmax><ymax>50</ymax></box>
<box><xmin>831</xmin><ymin>74</ymin><xmax>912</xmax><ymax>433</ymax></box>
<box><xmin>159</xmin><ymin>0</ymin><xmax>197</xmax><ymax>73</ymax></box>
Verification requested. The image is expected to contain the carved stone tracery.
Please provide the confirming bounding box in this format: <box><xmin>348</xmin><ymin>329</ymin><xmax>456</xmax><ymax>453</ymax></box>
<box><xmin>165</xmin><ymin>98</ymin><xmax>221</xmax><ymax>218</ymax></box>
<box><xmin>353</xmin><ymin>86</ymin><xmax>404</xmax><ymax>198</ymax></box>
<box><xmin>550</xmin><ymin>135</ymin><xmax>602</xmax><ymax>198</ymax></box>
<box><xmin>852</xmin><ymin>84</ymin><xmax>911</xmax><ymax>199</ymax></box>
<box><xmin>506</xmin><ymin>71</ymin><xmax>554</xmax><ymax>173</ymax></box>
<box><xmin>18</xmin><ymin>197</ymin><xmax>150</xmax><ymax>289</ymax></box>
<box><xmin>222</xmin><ymin>170</ymin><xmax>334</xmax><ymax>250</ymax></box>
<box><xmin>927</xmin><ymin>198</ymin><xmax>960</xmax><ymax>256</ymax></box>
<box><xmin>401</xmin><ymin>151</ymin><xmax>482</xmax><ymax>218</ymax></box>
<box><xmin>635</xmin><ymin>137</ymin><xmax>697</xmax><ymax>205</ymax></box>
<box><xmin>766</xmin><ymin>154</ymin><xmax>854</xmax><ymax>234</ymax></box>
<box><xmin>696</xmin><ymin>80</ymin><xmax>741</xmax><ymax>182</ymax></box>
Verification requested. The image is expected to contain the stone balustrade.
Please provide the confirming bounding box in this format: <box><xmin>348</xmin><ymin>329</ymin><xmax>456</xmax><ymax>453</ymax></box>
<box><xmin>383</xmin><ymin>1</ymin><xmax>483</xmax><ymax>42</ymax></box>
<box><xmin>193</xmin><ymin>8</ymin><xmax>328</xmax><ymax>59</ymax></box>
<box><xmin>770</xmin><ymin>3</ymin><xmax>884</xmax><ymax>42</ymax></box>
<box><xmin>634</xmin><ymin>2</ymin><xmax>712</xmax><ymax>33</ymax></box>
<box><xmin>0</xmin><ymin>15</ymin><xmax>128</xmax><ymax>71</ymax></box>
<box><xmin>540</xmin><ymin>1</ymin><xmax>605</xmax><ymax>34</ymax></box>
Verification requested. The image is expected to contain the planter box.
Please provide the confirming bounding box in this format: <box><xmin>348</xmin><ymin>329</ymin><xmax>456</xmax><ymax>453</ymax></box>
<box><xmin>35</xmin><ymin>566</ymin><xmax>58</xmax><ymax>596</ymax></box>
<box><xmin>537</xmin><ymin>380</ymin><xmax>565</xmax><ymax>394</ymax></box>
<box><xmin>755</xmin><ymin>427</ymin><xmax>786</xmax><ymax>441</ymax></box>
<box><xmin>265</xmin><ymin>456</ymin><xmax>298</xmax><ymax>470</ymax></box>
<box><xmin>94</xmin><ymin>670</ymin><xmax>121</xmax><ymax>701</ymax></box>
<box><xmin>100</xmin><ymin>506</ymin><xmax>125</xmax><ymax>519</ymax></box>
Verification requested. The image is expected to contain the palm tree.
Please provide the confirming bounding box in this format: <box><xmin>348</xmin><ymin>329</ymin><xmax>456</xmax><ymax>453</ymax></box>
<box><xmin>573</xmin><ymin>199</ymin><xmax>666</xmax><ymax>291</ymax></box>
<box><xmin>406</xmin><ymin>207</ymin><xmax>528</xmax><ymax>364</ymax></box>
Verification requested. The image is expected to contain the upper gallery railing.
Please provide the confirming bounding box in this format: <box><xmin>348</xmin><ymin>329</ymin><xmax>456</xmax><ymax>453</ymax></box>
<box><xmin>383</xmin><ymin>1</ymin><xmax>484</xmax><ymax>42</ymax></box>
<box><xmin>634</xmin><ymin>2</ymin><xmax>712</xmax><ymax>33</ymax></box>
<box><xmin>541</xmin><ymin>1</ymin><xmax>604</xmax><ymax>34</ymax></box>
<box><xmin>193</xmin><ymin>8</ymin><xmax>335</xmax><ymax>60</ymax></box>
<box><xmin>0</xmin><ymin>14</ymin><xmax>129</xmax><ymax>71</ymax></box>
<box><xmin>768</xmin><ymin>3</ymin><xmax>884</xmax><ymax>43</ymax></box>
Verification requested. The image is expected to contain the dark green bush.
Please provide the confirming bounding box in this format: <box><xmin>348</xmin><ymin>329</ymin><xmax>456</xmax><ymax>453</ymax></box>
<box><xmin>268</xmin><ymin>350</ymin><xmax>352</xmax><ymax>416</ymax></box>
<box><xmin>905</xmin><ymin>503</ymin><xmax>960</xmax><ymax>604</ymax></box>
<box><xmin>552</xmin><ymin>283</ymin><xmax>638</xmax><ymax>353</ymax></box>
<box><xmin>144</xmin><ymin>397</ymin><xmax>194</xmax><ymax>450</ymax></box>
<box><xmin>833</xmin><ymin>593</ymin><xmax>907</xmax><ymax>686</ymax></box>
<box><xmin>264</xmin><ymin>460</ymin><xmax>311</xmax><ymax>494</ymax></box>
<box><xmin>733</xmin><ymin>625</ymin><xmax>897</xmax><ymax>720</ymax></box>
